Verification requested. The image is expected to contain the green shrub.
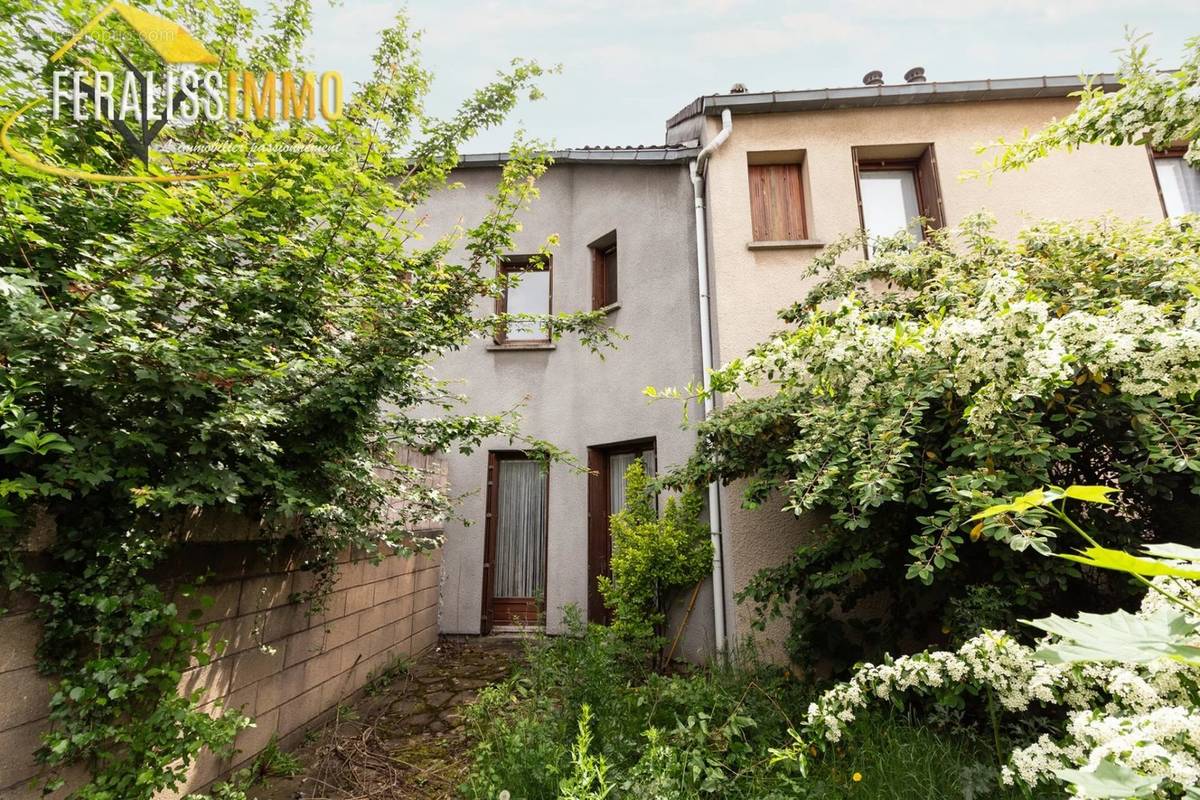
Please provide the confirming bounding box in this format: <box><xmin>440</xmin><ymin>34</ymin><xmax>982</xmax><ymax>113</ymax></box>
<box><xmin>598</xmin><ymin>461</ymin><xmax>712</xmax><ymax>649</ymax></box>
<box><xmin>559</xmin><ymin>705</ymin><xmax>612</xmax><ymax>800</ymax></box>
<box><xmin>460</xmin><ymin>617</ymin><xmax>1025</xmax><ymax>799</ymax></box>
<box><xmin>669</xmin><ymin>212</ymin><xmax>1200</xmax><ymax>672</ymax></box>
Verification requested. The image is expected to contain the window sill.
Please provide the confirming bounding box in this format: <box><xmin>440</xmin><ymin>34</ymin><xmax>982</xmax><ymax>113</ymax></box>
<box><xmin>487</xmin><ymin>342</ymin><xmax>557</xmax><ymax>352</ymax></box>
<box><xmin>747</xmin><ymin>239</ymin><xmax>826</xmax><ymax>251</ymax></box>
<box><xmin>594</xmin><ymin>302</ymin><xmax>621</xmax><ymax>315</ymax></box>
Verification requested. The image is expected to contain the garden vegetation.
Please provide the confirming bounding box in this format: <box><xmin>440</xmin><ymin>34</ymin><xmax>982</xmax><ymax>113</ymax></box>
<box><xmin>667</xmin><ymin>35</ymin><xmax>1200</xmax><ymax>669</ymax></box>
<box><xmin>463</xmin><ymin>32</ymin><xmax>1200</xmax><ymax>800</ymax></box>
<box><xmin>0</xmin><ymin>1</ymin><xmax>605</xmax><ymax>796</ymax></box>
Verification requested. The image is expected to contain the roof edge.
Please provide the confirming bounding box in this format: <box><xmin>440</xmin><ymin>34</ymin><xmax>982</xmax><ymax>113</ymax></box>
<box><xmin>455</xmin><ymin>146</ymin><xmax>701</xmax><ymax>167</ymax></box>
<box><xmin>666</xmin><ymin>73</ymin><xmax>1122</xmax><ymax>128</ymax></box>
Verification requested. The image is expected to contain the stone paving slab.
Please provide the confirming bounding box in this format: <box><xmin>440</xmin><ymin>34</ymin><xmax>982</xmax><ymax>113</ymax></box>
<box><xmin>249</xmin><ymin>636</ymin><xmax>522</xmax><ymax>800</ymax></box>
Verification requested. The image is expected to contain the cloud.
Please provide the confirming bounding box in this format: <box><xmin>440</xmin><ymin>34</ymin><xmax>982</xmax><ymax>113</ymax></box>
<box><xmin>293</xmin><ymin>0</ymin><xmax>1198</xmax><ymax>152</ymax></box>
<box><xmin>689</xmin><ymin>11</ymin><xmax>872</xmax><ymax>56</ymax></box>
<box><xmin>839</xmin><ymin>0</ymin><xmax>1198</xmax><ymax>22</ymax></box>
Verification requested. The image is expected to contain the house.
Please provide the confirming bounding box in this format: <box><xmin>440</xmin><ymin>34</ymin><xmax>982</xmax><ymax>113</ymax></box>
<box><xmin>424</xmin><ymin>71</ymin><xmax>1200</xmax><ymax>664</ymax></box>
<box><xmin>669</xmin><ymin>70</ymin><xmax>1199</xmax><ymax>661</ymax></box>
<box><xmin>417</xmin><ymin>147</ymin><xmax>719</xmax><ymax>661</ymax></box>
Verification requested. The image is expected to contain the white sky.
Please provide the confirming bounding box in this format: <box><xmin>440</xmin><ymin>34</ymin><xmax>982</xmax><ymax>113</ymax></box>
<box><xmin>299</xmin><ymin>0</ymin><xmax>1199</xmax><ymax>152</ymax></box>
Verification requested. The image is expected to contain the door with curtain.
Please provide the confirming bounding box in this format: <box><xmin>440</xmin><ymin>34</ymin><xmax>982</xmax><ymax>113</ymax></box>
<box><xmin>482</xmin><ymin>452</ymin><xmax>549</xmax><ymax>631</ymax></box>
<box><xmin>586</xmin><ymin>438</ymin><xmax>656</xmax><ymax>624</ymax></box>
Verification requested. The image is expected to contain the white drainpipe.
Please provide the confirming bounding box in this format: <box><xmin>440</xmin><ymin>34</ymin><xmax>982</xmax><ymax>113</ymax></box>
<box><xmin>690</xmin><ymin>108</ymin><xmax>732</xmax><ymax>655</ymax></box>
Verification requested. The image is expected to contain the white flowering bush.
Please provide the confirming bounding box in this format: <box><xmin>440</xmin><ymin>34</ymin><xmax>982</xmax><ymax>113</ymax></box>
<box><xmin>667</xmin><ymin>32</ymin><xmax>1200</xmax><ymax>671</ymax></box>
<box><xmin>801</xmin><ymin>489</ymin><xmax>1200</xmax><ymax>799</ymax></box>
<box><xmin>670</xmin><ymin>213</ymin><xmax>1200</xmax><ymax>670</ymax></box>
<box><xmin>806</xmin><ymin>615</ymin><xmax>1200</xmax><ymax>796</ymax></box>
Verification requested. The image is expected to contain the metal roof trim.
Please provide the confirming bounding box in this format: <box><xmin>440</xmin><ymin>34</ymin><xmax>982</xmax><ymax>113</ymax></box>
<box><xmin>454</xmin><ymin>147</ymin><xmax>701</xmax><ymax>168</ymax></box>
<box><xmin>665</xmin><ymin>73</ymin><xmax>1121</xmax><ymax>126</ymax></box>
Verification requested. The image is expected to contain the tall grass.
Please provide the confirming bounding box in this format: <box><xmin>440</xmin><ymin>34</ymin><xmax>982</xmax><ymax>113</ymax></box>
<box><xmin>460</xmin><ymin>618</ymin><xmax>1038</xmax><ymax>799</ymax></box>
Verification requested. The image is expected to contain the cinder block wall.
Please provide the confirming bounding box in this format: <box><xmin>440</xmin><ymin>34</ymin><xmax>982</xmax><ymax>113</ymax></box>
<box><xmin>0</xmin><ymin>454</ymin><xmax>446</xmax><ymax>798</ymax></box>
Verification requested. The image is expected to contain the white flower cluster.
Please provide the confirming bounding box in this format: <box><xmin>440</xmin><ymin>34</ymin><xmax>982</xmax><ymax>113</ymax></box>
<box><xmin>1005</xmin><ymin>706</ymin><xmax>1200</xmax><ymax>795</ymax></box>
<box><xmin>732</xmin><ymin>271</ymin><xmax>1200</xmax><ymax>432</ymax></box>
<box><xmin>804</xmin><ymin>579</ymin><xmax>1200</xmax><ymax>797</ymax></box>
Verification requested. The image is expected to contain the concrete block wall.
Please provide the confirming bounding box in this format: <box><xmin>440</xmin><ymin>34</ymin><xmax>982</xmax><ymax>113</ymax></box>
<box><xmin>0</xmin><ymin>526</ymin><xmax>443</xmax><ymax>798</ymax></box>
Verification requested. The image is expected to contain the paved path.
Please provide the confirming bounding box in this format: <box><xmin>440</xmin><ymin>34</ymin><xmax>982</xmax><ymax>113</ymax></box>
<box><xmin>253</xmin><ymin>636</ymin><xmax>521</xmax><ymax>800</ymax></box>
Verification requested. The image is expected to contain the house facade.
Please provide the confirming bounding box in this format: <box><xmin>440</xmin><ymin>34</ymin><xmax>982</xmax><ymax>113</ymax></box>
<box><xmin>668</xmin><ymin>73</ymin><xmax>1199</xmax><ymax>660</ymax></box>
<box><xmin>424</xmin><ymin>73</ymin><xmax>1200</xmax><ymax>664</ymax></box>
<box><xmin>417</xmin><ymin>148</ymin><xmax>718</xmax><ymax>661</ymax></box>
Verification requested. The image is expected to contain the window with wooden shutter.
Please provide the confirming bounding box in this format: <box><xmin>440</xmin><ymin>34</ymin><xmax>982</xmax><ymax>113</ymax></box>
<box><xmin>748</xmin><ymin>162</ymin><xmax>807</xmax><ymax>241</ymax></box>
<box><xmin>589</xmin><ymin>231</ymin><xmax>618</xmax><ymax>310</ymax></box>
<box><xmin>853</xmin><ymin>143</ymin><xmax>945</xmax><ymax>250</ymax></box>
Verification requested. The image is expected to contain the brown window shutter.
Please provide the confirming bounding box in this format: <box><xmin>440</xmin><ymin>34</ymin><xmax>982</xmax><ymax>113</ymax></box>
<box><xmin>603</xmin><ymin>246</ymin><xmax>617</xmax><ymax>307</ymax></box>
<box><xmin>481</xmin><ymin>453</ymin><xmax>497</xmax><ymax>634</ymax></box>
<box><xmin>748</xmin><ymin>163</ymin><xmax>806</xmax><ymax>241</ymax></box>
<box><xmin>591</xmin><ymin>248</ymin><xmax>604</xmax><ymax>309</ymax></box>
<box><xmin>590</xmin><ymin>243</ymin><xmax>618</xmax><ymax>309</ymax></box>
<box><xmin>586</xmin><ymin>449</ymin><xmax>607</xmax><ymax>623</ymax></box>
<box><xmin>916</xmin><ymin>146</ymin><xmax>945</xmax><ymax>230</ymax></box>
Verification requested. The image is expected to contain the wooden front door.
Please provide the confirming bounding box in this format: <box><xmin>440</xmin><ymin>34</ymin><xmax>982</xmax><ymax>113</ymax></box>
<box><xmin>483</xmin><ymin>452</ymin><xmax>548</xmax><ymax>629</ymax></box>
<box><xmin>586</xmin><ymin>438</ymin><xmax>656</xmax><ymax>624</ymax></box>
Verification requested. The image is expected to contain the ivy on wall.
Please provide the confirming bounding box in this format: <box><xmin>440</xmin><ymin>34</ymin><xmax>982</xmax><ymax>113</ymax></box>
<box><xmin>0</xmin><ymin>1</ymin><xmax>608</xmax><ymax>795</ymax></box>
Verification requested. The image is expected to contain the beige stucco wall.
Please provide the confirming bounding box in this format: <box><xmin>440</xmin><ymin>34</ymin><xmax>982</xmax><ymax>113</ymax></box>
<box><xmin>701</xmin><ymin>97</ymin><xmax>1168</xmax><ymax>661</ymax></box>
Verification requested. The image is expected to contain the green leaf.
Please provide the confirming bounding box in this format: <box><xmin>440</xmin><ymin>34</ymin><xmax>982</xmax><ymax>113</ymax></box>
<box><xmin>1142</xmin><ymin>542</ymin><xmax>1200</xmax><ymax>562</ymax></box>
<box><xmin>1025</xmin><ymin>607</ymin><xmax>1200</xmax><ymax>665</ymax></box>
<box><xmin>1061</xmin><ymin>485</ymin><xmax>1119</xmax><ymax>505</ymax></box>
<box><xmin>1059</xmin><ymin>546</ymin><xmax>1200</xmax><ymax>579</ymax></box>
<box><xmin>969</xmin><ymin>488</ymin><xmax>1054</xmax><ymax>520</ymax></box>
<box><xmin>1054</xmin><ymin>759</ymin><xmax>1161</xmax><ymax>798</ymax></box>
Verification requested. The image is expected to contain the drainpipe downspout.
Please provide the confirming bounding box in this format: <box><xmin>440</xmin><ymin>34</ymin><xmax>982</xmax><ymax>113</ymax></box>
<box><xmin>690</xmin><ymin>108</ymin><xmax>732</xmax><ymax>656</ymax></box>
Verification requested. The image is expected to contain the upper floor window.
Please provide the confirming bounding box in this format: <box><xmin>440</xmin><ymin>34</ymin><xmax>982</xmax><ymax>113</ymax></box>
<box><xmin>496</xmin><ymin>255</ymin><xmax>551</xmax><ymax>344</ymax></box>
<box><xmin>853</xmin><ymin>144</ymin><xmax>944</xmax><ymax>249</ymax></box>
<box><xmin>589</xmin><ymin>231</ymin><xmax>618</xmax><ymax>310</ymax></box>
<box><xmin>1153</xmin><ymin>149</ymin><xmax>1200</xmax><ymax>217</ymax></box>
<box><xmin>747</xmin><ymin>152</ymin><xmax>808</xmax><ymax>242</ymax></box>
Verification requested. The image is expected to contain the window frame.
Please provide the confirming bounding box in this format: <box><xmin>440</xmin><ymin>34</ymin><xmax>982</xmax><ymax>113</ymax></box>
<box><xmin>852</xmin><ymin>144</ymin><xmax>945</xmax><ymax>254</ymax></box>
<box><xmin>1148</xmin><ymin>145</ymin><xmax>1194</xmax><ymax>219</ymax></box>
<box><xmin>586</xmin><ymin>436</ymin><xmax>657</xmax><ymax>625</ymax></box>
<box><xmin>747</xmin><ymin>160</ymin><xmax>809</xmax><ymax>242</ymax></box>
<box><xmin>589</xmin><ymin>231</ymin><xmax>618</xmax><ymax>310</ymax></box>
<box><xmin>481</xmin><ymin>450</ymin><xmax>550</xmax><ymax>631</ymax></box>
<box><xmin>494</xmin><ymin>254</ymin><xmax>553</xmax><ymax>346</ymax></box>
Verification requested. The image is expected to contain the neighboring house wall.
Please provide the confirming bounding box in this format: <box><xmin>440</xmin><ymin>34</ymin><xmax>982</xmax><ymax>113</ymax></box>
<box><xmin>0</xmin><ymin>452</ymin><xmax>444</xmax><ymax>799</ymax></box>
<box><xmin>689</xmin><ymin>93</ymin><xmax>1169</xmax><ymax>662</ymax></box>
<box><xmin>417</xmin><ymin>160</ymin><xmax>714</xmax><ymax>660</ymax></box>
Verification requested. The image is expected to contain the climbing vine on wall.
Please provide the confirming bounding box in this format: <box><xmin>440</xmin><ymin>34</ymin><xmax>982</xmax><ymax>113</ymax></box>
<box><xmin>0</xmin><ymin>0</ymin><xmax>607</xmax><ymax>795</ymax></box>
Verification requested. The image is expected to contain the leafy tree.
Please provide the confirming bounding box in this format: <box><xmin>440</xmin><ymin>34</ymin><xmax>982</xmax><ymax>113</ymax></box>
<box><xmin>979</xmin><ymin>32</ymin><xmax>1199</xmax><ymax>173</ymax></box>
<box><xmin>668</xmin><ymin>34</ymin><xmax>1200</xmax><ymax>671</ymax></box>
<box><xmin>0</xmin><ymin>0</ymin><xmax>605</xmax><ymax>796</ymax></box>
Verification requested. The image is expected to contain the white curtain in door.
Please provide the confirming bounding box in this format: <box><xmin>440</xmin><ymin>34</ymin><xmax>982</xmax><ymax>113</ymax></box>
<box><xmin>608</xmin><ymin>449</ymin><xmax>656</xmax><ymax>515</ymax></box>
<box><xmin>494</xmin><ymin>459</ymin><xmax>547</xmax><ymax>599</ymax></box>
